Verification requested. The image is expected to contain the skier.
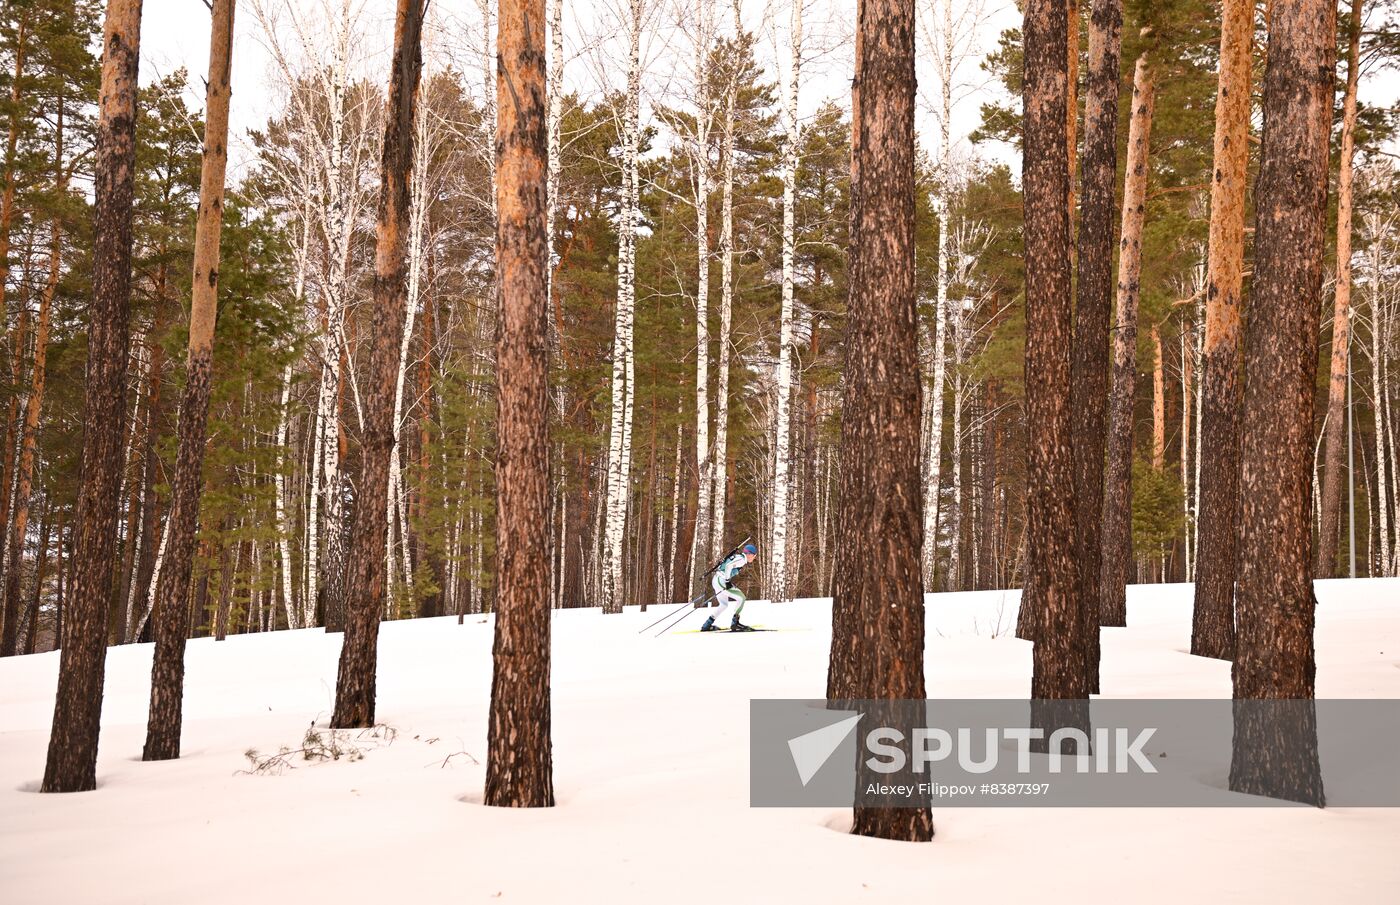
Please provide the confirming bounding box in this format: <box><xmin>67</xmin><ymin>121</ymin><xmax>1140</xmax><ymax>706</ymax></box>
<box><xmin>700</xmin><ymin>542</ymin><xmax>758</xmax><ymax>632</ymax></box>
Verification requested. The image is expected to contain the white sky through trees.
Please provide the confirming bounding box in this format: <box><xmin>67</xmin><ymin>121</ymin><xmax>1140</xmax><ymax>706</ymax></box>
<box><xmin>140</xmin><ymin>0</ymin><xmax>1400</xmax><ymax>192</ymax></box>
<box><xmin>140</xmin><ymin>0</ymin><xmax>1027</xmax><ymax>178</ymax></box>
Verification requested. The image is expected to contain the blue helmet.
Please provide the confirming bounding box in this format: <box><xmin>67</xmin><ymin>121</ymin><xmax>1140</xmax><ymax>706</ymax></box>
<box><xmin>742</xmin><ymin>543</ymin><xmax>758</xmax><ymax>556</ymax></box>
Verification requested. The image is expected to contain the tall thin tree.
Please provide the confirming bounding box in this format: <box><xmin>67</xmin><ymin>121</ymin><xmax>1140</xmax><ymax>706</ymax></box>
<box><xmin>331</xmin><ymin>0</ymin><xmax>425</xmax><ymax>729</ymax></box>
<box><xmin>1</xmin><ymin>100</ymin><xmax>65</xmax><ymax>659</ymax></box>
<box><xmin>41</xmin><ymin>0</ymin><xmax>143</xmax><ymax>792</ymax></box>
<box><xmin>485</xmin><ymin>0</ymin><xmax>554</xmax><ymax>808</ymax></box>
<box><xmin>1230</xmin><ymin>0</ymin><xmax>1334</xmax><ymax>807</ymax></box>
<box><xmin>1100</xmin><ymin>34</ymin><xmax>1154</xmax><ymax>628</ymax></box>
<box><xmin>1023</xmin><ymin>0</ymin><xmax>1087</xmax><ymax>708</ymax></box>
<box><xmin>770</xmin><ymin>0</ymin><xmax>803</xmax><ymax>603</ymax></box>
<box><xmin>1316</xmin><ymin>0</ymin><xmax>1363</xmax><ymax>577</ymax></box>
<box><xmin>1192</xmin><ymin>0</ymin><xmax>1252</xmax><ymax>660</ymax></box>
<box><xmin>1066</xmin><ymin>0</ymin><xmax>1121</xmax><ymax>691</ymax></box>
<box><xmin>143</xmin><ymin>0</ymin><xmax>238</xmax><ymax>761</ymax></box>
<box><xmin>835</xmin><ymin>0</ymin><xmax>931</xmax><ymax>843</ymax></box>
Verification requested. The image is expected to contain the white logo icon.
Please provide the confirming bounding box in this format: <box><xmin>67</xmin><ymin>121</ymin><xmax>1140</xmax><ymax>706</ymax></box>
<box><xmin>787</xmin><ymin>713</ymin><xmax>863</xmax><ymax>786</ymax></box>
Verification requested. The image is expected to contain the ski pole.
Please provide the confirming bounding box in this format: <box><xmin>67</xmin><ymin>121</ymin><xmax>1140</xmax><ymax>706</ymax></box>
<box><xmin>636</xmin><ymin>587</ymin><xmax>710</xmax><ymax>635</ymax></box>
<box><xmin>655</xmin><ymin>592</ymin><xmax>718</xmax><ymax>637</ymax></box>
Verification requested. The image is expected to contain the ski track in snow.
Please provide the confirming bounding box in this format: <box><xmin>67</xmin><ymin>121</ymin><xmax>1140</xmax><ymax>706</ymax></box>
<box><xmin>2</xmin><ymin>579</ymin><xmax>1398</xmax><ymax>904</ymax></box>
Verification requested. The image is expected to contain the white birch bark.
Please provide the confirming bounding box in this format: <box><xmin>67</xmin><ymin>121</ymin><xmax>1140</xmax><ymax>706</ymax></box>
<box><xmin>133</xmin><ymin>514</ymin><xmax>171</xmax><ymax>641</ymax></box>
<box><xmin>948</xmin><ymin>300</ymin><xmax>963</xmax><ymax>589</ymax></box>
<box><xmin>603</xmin><ymin>0</ymin><xmax>643</xmax><ymax>611</ymax></box>
<box><xmin>274</xmin><ymin>362</ymin><xmax>297</xmax><ymax>627</ymax></box>
<box><xmin>769</xmin><ymin>0</ymin><xmax>803</xmax><ymax>603</ymax></box>
<box><xmin>688</xmin><ymin>4</ymin><xmax>716</xmax><ymax>593</ymax></box>
<box><xmin>1367</xmin><ymin>213</ymin><xmax>1393</xmax><ymax>574</ymax></box>
<box><xmin>710</xmin><ymin>0</ymin><xmax>744</xmax><ymax>561</ymax></box>
<box><xmin>919</xmin><ymin>0</ymin><xmax>956</xmax><ymax>589</ymax></box>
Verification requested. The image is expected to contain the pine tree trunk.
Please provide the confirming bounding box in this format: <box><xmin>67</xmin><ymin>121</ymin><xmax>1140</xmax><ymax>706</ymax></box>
<box><xmin>1192</xmin><ymin>0</ymin><xmax>1251</xmax><ymax>659</ymax></box>
<box><xmin>835</xmin><ymin>0</ymin><xmax>932</xmax><ymax>843</ymax></box>
<box><xmin>1315</xmin><ymin>0</ymin><xmax>1362</xmax><ymax>578</ymax></box>
<box><xmin>828</xmin><ymin>30</ymin><xmax>864</xmax><ymax>702</ymax></box>
<box><xmin>43</xmin><ymin>0</ymin><xmax>143</xmax><ymax>792</ymax></box>
<box><xmin>485</xmin><ymin>0</ymin><xmax>554</xmax><ymax>808</ymax></box>
<box><xmin>1067</xmin><ymin>0</ymin><xmax>1121</xmax><ymax>688</ymax></box>
<box><xmin>0</xmin><ymin>18</ymin><xmax>29</xmax><ymax>566</ymax></box>
<box><xmin>1</xmin><ymin>106</ymin><xmax>63</xmax><ymax>658</ymax></box>
<box><xmin>0</xmin><ymin>13</ymin><xmax>26</xmax><ymax>333</ymax></box>
<box><xmin>143</xmin><ymin>0</ymin><xmax>236</xmax><ymax>761</ymax></box>
<box><xmin>1229</xmin><ymin>0</ymin><xmax>1333</xmax><ymax>806</ymax></box>
<box><xmin>1151</xmin><ymin>320</ymin><xmax>1166</xmax><ymax>469</ymax></box>
<box><xmin>1100</xmin><ymin>41</ymin><xmax>1154</xmax><ymax>628</ymax></box>
<box><xmin>1024</xmin><ymin>0</ymin><xmax>1088</xmax><ymax>714</ymax></box>
<box><xmin>331</xmin><ymin>0</ymin><xmax>423</xmax><ymax>728</ymax></box>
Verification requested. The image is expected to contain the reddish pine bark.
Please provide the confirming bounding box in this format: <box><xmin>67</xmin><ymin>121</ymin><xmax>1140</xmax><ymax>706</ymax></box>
<box><xmin>1100</xmin><ymin>41</ymin><xmax>1154</xmax><ymax>628</ymax></box>
<box><xmin>835</xmin><ymin>0</ymin><xmax>932</xmax><ymax>843</ymax></box>
<box><xmin>485</xmin><ymin>0</ymin><xmax>554</xmax><ymax>808</ymax></box>
<box><xmin>1067</xmin><ymin>0</ymin><xmax>1122</xmax><ymax>693</ymax></box>
<box><xmin>1229</xmin><ymin>0</ymin><xmax>1334</xmax><ymax>807</ymax></box>
<box><xmin>1023</xmin><ymin>0</ymin><xmax>1088</xmax><ymax>711</ymax></box>
<box><xmin>1315</xmin><ymin>0</ymin><xmax>1362</xmax><ymax>578</ymax></box>
<box><xmin>1191</xmin><ymin>0</ymin><xmax>1253</xmax><ymax>660</ymax></box>
<box><xmin>332</xmin><ymin>0</ymin><xmax>425</xmax><ymax>729</ymax></box>
<box><xmin>143</xmin><ymin>0</ymin><xmax>236</xmax><ymax>761</ymax></box>
<box><xmin>41</xmin><ymin>0</ymin><xmax>143</xmax><ymax>793</ymax></box>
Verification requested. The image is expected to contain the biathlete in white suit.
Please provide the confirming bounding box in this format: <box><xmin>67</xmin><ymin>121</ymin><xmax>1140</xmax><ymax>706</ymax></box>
<box><xmin>700</xmin><ymin>542</ymin><xmax>758</xmax><ymax>632</ymax></box>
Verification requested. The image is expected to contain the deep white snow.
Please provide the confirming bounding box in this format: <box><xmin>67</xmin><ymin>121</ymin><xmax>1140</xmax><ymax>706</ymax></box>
<box><xmin>2</xmin><ymin>579</ymin><xmax>1397</xmax><ymax>903</ymax></box>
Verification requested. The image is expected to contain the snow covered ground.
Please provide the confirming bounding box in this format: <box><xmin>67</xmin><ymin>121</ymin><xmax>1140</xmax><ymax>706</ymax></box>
<box><xmin>2</xmin><ymin>579</ymin><xmax>1398</xmax><ymax>904</ymax></box>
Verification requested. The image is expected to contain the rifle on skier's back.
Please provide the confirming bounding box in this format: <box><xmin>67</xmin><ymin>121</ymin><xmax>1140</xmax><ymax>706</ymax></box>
<box><xmin>636</xmin><ymin>535</ymin><xmax>752</xmax><ymax>635</ymax></box>
<box><xmin>703</xmin><ymin>535</ymin><xmax>751</xmax><ymax>580</ymax></box>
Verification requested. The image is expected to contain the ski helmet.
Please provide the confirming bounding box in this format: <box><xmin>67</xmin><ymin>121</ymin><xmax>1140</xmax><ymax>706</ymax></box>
<box><xmin>742</xmin><ymin>543</ymin><xmax>758</xmax><ymax>556</ymax></box>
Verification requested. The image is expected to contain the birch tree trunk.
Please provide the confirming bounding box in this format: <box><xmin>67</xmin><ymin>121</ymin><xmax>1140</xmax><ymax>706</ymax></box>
<box><xmin>603</xmin><ymin>0</ymin><xmax>642</xmax><ymax>612</ymax></box>
<box><xmin>920</xmin><ymin>0</ymin><xmax>952</xmax><ymax>590</ymax></box>
<box><xmin>1192</xmin><ymin>0</ymin><xmax>1252</xmax><ymax>659</ymax></box>
<box><xmin>274</xmin><ymin>363</ymin><xmax>296</xmax><ymax>627</ymax></box>
<box><xmin>711</xmin><ymin>2</ymin><xmax>742</xmax><ymax>561</ymax></box>
<box><xmin>1367</xmin><ymin>218</ymin><xmax>1392</xmax><ymax>575</ymax></box>
<box><xmin>1316</xmin><ymin>0</ymin><xmax>1363</xmax><ymax>577</ymax></box>
<box><xmin>689</xmin><ymin>11</ymin><xmax>714</xmax><ymax>596</ymax></box>
<box><xmin>387</xmin><ymin>98</ymin><xmax>432</xmax><ymax>610</ymax></box>
<box><xmin>143</xmin><ymin>0</ymin><xmax>236</xmax><ymax>761</ymax></box>
<box><xmin>1100</xmin><ymin>40</ymin><xmax>1154</xmax><ymax>628</ymax></box>
<box><xmin>770</xmin><ymin>0</ymin><xmax>803</xmax><ymax>603</ymax></box>
<box><xmin>42</xmin><ymin>0</ymin><xmax>143</xmax><ymax>793</ymax></box>
<box><xmin>1229</xmin><ymin>0</ymin><xmax>1333</xmax><ymax>806</ymax></box>
<box><xmin>312</xmin><ymin>0</ymin><xmax>360</xmax><ymax>632</ymax></box>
